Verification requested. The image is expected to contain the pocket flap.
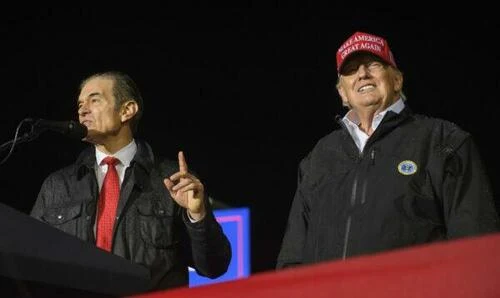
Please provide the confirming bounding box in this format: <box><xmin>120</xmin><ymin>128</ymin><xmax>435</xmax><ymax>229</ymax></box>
<box><xmin>137</xmin><ymin>199</ymin><xmax>169</xmax><ymax>217</ymax></box>
<box><xmin>42</xmin><ymin>204</ymin><xmax>82</xmax><ymax>225</ymax></box>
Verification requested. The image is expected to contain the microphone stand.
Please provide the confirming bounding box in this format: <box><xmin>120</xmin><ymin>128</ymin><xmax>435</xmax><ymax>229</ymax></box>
<box><xmin>0</xmin><ymin>118</ymin><xmax>41</xmax><ymax>166</ymax></box>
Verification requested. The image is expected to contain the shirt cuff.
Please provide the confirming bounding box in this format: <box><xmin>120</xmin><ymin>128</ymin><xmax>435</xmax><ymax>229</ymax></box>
<box><xmin>186</xmin><ymin>210</ymin><xmax>205</xmax><ymax>223</ymax></box>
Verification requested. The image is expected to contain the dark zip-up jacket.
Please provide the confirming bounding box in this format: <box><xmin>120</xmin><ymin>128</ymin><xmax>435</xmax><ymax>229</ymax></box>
<box><xmin>31</xmin><ymin>140</ymin><xmax>231</xmax><ymax>291</ymax></box>
<box><xmin>277</xmin><ymin>107</ymin><xmax>499</xmax><ymax>268</ymax></box>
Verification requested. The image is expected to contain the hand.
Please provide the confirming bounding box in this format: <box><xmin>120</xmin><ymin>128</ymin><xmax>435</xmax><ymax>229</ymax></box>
<box><xmin>163</xmin><ymin>151</ymin><xmax>206</xmax><ymax>221</ymax></box>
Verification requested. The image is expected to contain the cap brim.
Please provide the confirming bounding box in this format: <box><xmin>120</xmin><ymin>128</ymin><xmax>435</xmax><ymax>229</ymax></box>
<box><xmin>338</xmin><ymin>51</ymin><xmax>391</xmax><ymax>74</ymax></box>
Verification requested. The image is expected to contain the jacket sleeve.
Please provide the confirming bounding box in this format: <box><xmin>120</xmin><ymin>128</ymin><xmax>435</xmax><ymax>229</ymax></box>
<box><xmin>276</xmin><ymin>153</ymin><xmax>311</xmax><ymax>269</ymax></box>
<box><xmin>442</xmin><ymin>133</ymin><xmax>500</xmax><ymax>238</ymax></box>
<box><xmin>30</xmin><ymin>175</ymin><xmax>53</xmax><ymax>220</ymax></box>
<box><xmin>182</xmin><ymin>195</ymin><xmax>232</xmax><ymax>279</ymax></box>
<box><xmin>157</xmin><ymin>158</ymin><xmax>231</xmax><ymax>278</ymax></box>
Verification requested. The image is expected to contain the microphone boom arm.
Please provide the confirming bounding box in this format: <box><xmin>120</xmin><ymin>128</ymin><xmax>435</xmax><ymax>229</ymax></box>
<box><xmin>0</xmin><ymin>118</ymin><xmax>87</xmax><ymax>166</ymax></box>
<box><xmin>0</xmin><ymin>118</ymin><xmax>41</xmax><ymax>166</ymax></box>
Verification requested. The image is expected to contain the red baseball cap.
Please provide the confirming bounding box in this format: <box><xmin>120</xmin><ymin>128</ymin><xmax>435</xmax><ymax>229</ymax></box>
<box><xmin>336</xmin><ymin>31</ymin><xmax>397</xmax><ymax>73</ymax></box>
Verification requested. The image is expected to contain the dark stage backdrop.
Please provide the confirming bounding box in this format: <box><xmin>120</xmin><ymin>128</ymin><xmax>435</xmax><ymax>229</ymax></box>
<box><xmin>1</xmin><ymin>7</ymin><xmax>499</xmax><ymax>274</ymax></box>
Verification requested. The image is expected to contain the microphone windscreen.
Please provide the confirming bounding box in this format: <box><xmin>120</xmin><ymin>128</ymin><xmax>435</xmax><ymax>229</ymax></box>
<box><xmin>67</xmin><ymin>121</ymin><xmax>88</xmax><ymax>140</ymax></box>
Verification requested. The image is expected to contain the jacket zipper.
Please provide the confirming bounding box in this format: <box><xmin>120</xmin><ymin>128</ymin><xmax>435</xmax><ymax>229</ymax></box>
<box><xmin>342</xmin><ymin>216</ymin><xmax>352</xmax><ymax>260</ymax></box>
<box><xmin>343</xmin><ymin>171</ymin><xmax>358</xmax><ymax>259</ymax></box>
<box><xmin>360</xmin><ymin>149</ymin><xmax>375</xmax><ymax>204</ymax></box>
<box><xmin>342</xmin><ymin>148</ymin><xmax>376</xmax><ymax>258</ymax></box>
<box><xmin>360</xmin><ymin>179</ymin><xmax>368</xmax><ymax>205</ymax></box>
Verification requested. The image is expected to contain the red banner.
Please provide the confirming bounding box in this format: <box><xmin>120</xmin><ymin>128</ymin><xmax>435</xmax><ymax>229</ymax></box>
<box><xmin>133</xmin><ymin>232</ymin><xmax>500</xmax><ymax>298</ymax></box>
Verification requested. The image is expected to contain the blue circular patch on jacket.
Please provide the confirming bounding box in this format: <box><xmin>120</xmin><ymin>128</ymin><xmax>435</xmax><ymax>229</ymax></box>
<box><xmin>397</xmin><ymin>160</ymin><xmax>418</xmax><ymax>175</ymax></box>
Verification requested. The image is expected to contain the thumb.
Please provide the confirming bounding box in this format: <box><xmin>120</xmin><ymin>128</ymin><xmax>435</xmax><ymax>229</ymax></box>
<box><xmin>163</xmin><ymin>178</ymin><xmax>174</xmax><ymax>194</ymax></box>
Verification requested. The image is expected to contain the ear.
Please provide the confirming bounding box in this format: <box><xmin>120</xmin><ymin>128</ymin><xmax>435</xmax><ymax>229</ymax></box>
<box><xmin>120</xmin><ymin>100</ymin><xmax>139</xmax><ymax>123</ymax></box>
<box><xmin>393</xmin><ymin>70</ymin><xmax>404</xmax><ymax>93</ymax></box>
<box><xmin>337</xmin><ymin>80</ymin><xmax>350</xmax><ymax>107</ymax></box>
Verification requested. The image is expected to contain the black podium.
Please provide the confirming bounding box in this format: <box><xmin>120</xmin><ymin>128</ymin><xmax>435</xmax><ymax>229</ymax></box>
<box><xmin>0</xmin><ymin>202</ymin><xmax>150</xmax><ymax>297</ymax></box>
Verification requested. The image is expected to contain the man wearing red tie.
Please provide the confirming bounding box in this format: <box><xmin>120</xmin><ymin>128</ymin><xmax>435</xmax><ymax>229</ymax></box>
<box><xmin>30</xmin><ymin>71</ymin><xmax>231</xmax><ymax>291</ymax></box>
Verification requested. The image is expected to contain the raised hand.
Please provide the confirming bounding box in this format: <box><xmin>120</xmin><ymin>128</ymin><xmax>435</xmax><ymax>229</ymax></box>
<box><xmin>163</xmin><ymin>151</ymin><xmax>206</xmax><ymax>221</ymax></box>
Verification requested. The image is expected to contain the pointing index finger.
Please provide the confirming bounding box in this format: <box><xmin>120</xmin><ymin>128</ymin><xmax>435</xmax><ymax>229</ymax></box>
<box><xmin>178</xmin><ymin>151</ymin><xmax>188</xmax><ymax>174</ymax></box>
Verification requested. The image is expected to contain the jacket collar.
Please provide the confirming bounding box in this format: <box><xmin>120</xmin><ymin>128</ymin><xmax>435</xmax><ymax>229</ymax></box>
<box><xmin>74</xmin><ymin>139</ymin><xmax>155</xmax><ymax>179</ymax></box>
<box><xmin>364</xmin><ymin>105</ymin><xmax>413</xmax><ymax>147</ymax></box>
<box><xmin>380</xmin><ymin>105</ymin><xmax>413</xmax><ymax>126</ymax></box>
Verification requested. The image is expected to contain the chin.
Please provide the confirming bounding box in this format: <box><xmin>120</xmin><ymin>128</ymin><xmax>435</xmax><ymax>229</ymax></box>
<box><xmin>83</xmin><ymin>130</ymin><xmax>103</xmax><ymax>145</ymax></box>
<box><xmin>361</xmin><ymin>97</ymin><xmax>381</xmax><ymax>106</ymax></box>
<box><xmin>82</xmin><ymin>136</ymin><xmax>97</xmax><ymax>145</ymax></box>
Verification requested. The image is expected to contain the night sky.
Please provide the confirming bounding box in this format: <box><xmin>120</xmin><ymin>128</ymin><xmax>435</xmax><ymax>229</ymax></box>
<box><xmin>1</xmin><ymin>7</ymin><xmax>499</xmax><ymax>274</ymax></box>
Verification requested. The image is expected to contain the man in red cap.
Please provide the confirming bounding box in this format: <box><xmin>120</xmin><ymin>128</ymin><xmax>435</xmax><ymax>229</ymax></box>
<box><xmin>276</xmin><ymin>31</ymin><xmax>500</xmax><ymax>269</ymax></box>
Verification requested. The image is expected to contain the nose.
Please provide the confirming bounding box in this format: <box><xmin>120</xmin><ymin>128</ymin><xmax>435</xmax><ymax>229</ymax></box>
<box><xmin>356</xmin><ymin>64</ymin><xmax>370</xmax><ymax>78</ymax></box>
<box><xmin>78</xmin><ymin>102</ymin><xmax>90</xmax><ymax>116</ymax></box>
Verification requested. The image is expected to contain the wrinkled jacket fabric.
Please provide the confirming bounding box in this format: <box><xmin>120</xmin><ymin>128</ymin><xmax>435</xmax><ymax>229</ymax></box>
<box><xmin>31</xmin><ymin>140</ymin><xmax>231</xmax><ymax>290</ymax></box>
<box><xmin>277</xmin><ymin>107</ymin><xmax>500</xmax><ymax>268</ymax></box>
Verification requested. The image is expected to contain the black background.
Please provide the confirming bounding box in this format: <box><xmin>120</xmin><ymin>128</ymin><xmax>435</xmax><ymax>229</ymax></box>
<box><xmin>1</xmin><ymin>7</ymin><xmax>499</xmax><ymax>275</ymax></box>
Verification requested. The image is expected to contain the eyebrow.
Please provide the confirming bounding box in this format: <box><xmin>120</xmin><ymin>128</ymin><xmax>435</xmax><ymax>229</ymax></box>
<box><xmin>77</xmin><ymin>92</ymin><xmax>103</xmax><ymax>104</ymax></box>
<box><xmin>87</xmin><ymin>92</ymin><xmax>102</xmax><ymax>98</ymax></box>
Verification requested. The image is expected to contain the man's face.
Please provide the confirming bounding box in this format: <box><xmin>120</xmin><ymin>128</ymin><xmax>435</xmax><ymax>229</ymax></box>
<box><xmin>337</xmin><ymin>53</ymin><xmax>402</xmax><ymax>112</ymax></box>
<box><xmin>77</xmin><ymin>77</ymin><xmax>123</xmax><ymax>144</ymax></box>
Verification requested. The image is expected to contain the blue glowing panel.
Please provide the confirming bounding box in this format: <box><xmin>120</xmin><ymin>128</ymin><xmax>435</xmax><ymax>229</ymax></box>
<box><xmin>189</xmin><ymin>207</ymin><xmax>250</xmax><ymax>287</ymax></box>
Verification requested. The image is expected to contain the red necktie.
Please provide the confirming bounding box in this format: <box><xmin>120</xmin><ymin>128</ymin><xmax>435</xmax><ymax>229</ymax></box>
<box><xmin>96</xmin><ymin>156</ymin><xmax>120</xmax><ymax>251</ymax></box>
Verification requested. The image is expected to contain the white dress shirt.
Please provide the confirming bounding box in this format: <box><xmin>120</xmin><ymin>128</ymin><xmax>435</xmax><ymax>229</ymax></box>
<box><xmin>342</xmin><ymin>98</ymin><xmax>405</xmax><ymax>152</ymax></box>
<box><xmin>94</xmin><ymin>139</ymin><xmax>202</xmax><ymax>223</ymax></box>
<box><xmin>95</xmin><ymin>139</ymin><xmax>137</xmax><ymax>190</ymax></box>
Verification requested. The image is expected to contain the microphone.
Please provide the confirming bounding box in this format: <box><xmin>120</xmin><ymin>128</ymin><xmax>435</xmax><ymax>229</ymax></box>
<box><xmin>34</xmin><ymin>119</ymin><xmax>88</xmax><ymax>140</ymax></box>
